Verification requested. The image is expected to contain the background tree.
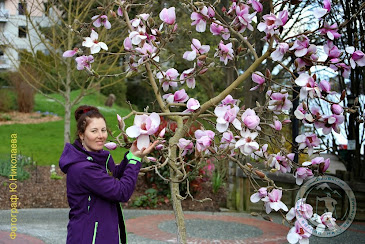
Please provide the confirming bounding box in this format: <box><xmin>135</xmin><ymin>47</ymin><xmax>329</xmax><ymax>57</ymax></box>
<box><xmin>2</xmin><ymin>0</ymin><xmax>130</xmax><ymax>143</ymax></box>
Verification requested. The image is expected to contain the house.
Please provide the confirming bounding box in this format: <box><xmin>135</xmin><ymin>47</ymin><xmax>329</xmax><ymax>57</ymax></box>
<box><xmin>0</xmin><ymin>0</ymin><xmax>50</xmax><ymax>71</ymax></box>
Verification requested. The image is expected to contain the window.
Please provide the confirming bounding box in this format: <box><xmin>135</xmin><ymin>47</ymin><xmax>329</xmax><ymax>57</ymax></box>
<box><xmin>18</xmin><ymin>2</ymin><xmax>26</xmax><ymax>15</ymax></box>
<box><xmin>18</xmin><ymin>26</ymin><xmax>27</xmax><ymax>38</ymax></box>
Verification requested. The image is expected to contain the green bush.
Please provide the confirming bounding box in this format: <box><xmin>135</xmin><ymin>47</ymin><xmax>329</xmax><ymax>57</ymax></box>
<box><xmin>0</xmin><ymin>89</ymin><xmax>17</xmax><ymax>112</ymax></box>
<box><xmin>131</xmin><ymin>188</ymin><xmax>161</xmax><ymax>208</ymax></box>
<box><xmin>100</xmin><ymin>76</ymin><xmax>127</xmax><ymax>107</ymax></box>
<box><xmin>0</xmin><ymin>154</ymin><xmax>34</xmax><ymax>181</ymax></box>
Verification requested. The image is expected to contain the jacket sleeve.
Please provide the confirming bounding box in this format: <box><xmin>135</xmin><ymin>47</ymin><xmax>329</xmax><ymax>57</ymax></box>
<box><xmin>79</xmin><ymin>160</ymin><xmax>141</xmax><ymax>203</ymax></box>
<box><xmin>112</xmin><ymin>152</ymin><xmax>129</xmax><ymax>179</ymax></box>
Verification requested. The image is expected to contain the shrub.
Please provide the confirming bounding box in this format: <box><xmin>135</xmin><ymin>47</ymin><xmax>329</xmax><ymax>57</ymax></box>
<box><xmin>0</xmin><ymin>154</ymin><xmax>34</xmax><ymax>181</ymax></box>
<box><xmin>100</xmin><ymin>76</ymin><xmax>127</xmax><ymax>107</ymax></box>
<box><xmin>131</xmin><ymin>188</ymin><xmax>161</xmax><ymax>208</ymax></box>
<box><xmin>10</xmin><ymin>65</ymin><xmax>42</xmax><ymax>113</ymax></box>
<box><xmin>0</xmin><ymin>89</ymin><xmax>17</xmax><ymax>112</ymax></box>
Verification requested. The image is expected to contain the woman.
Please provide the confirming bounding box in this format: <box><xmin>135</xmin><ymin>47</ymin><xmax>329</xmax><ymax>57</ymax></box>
<box><xmin>59</xmin><ymin>105</ymin><xmax>157</xmax><ymax>244</ymax></box>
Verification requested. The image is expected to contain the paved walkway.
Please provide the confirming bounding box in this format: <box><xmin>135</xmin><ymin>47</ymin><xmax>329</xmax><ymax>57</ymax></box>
<box><xmin>0</xmin><ymin>208</ymin><xmax>364</xmax><ymax>244</ymax></box>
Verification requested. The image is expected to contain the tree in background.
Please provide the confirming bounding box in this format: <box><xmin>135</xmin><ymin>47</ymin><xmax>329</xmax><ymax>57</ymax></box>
<box><xmin>1</xmin><ymin>0</ymin><xmax>131</xmax><ymax>143</ymax></box>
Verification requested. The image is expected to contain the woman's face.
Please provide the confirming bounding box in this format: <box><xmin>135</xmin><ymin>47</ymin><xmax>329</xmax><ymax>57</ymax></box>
<box><xmin>80</xmin><ymin>117</ymin><xmax>107</xmax><ymax>152</ymax></box>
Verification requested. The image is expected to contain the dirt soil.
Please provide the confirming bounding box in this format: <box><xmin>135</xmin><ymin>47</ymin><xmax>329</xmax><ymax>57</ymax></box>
<box><xmin>0</xmin><ymin>111</ymin><xmax>62</xmax><ymax>125</ymax></box>
<box><xmin>0</xmin><ymin>166</ymin><xmax>227</xmax><ymax>212</ymax></box>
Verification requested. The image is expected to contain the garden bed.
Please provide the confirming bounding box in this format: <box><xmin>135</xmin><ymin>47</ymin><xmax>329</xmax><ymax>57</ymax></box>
<box><xmin>0</xmin><ymin>165</ymin><xmax>227</xmax><ymax>212</ymax></box>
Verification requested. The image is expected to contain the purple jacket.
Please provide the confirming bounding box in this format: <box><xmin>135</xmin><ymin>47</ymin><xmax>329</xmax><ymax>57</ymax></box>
<box><xmin>59</xmin><ymin>139</ymin><xmax>141</xmax><ymax>244</ymax></box>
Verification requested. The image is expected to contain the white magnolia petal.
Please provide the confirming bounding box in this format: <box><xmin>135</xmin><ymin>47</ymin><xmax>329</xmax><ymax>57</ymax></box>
<box><xmin>250</xmin><ymin>193</ymin><xmax>261</xmax><ymax>203</ymax></box>
<box><xmin>137</xmin><ymin>134</ymin><xmax>150</xmax><ymax>150</ymax></box>
<box><xmin>98</xmin><ymin>42</ymin><xmax>108</xmax><ymax>51</ymax></box>
<box><xmin>126</xmin><ymin>125</ymin><xmax>141</xmax><ymax>138</ymax></box>
<box><xmin>90</xmin><ymin>45</ymin><xmax>101</xmax><ymax>54</ymax></box>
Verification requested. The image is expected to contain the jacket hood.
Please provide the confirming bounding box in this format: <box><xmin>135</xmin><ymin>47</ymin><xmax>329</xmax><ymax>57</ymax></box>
<box><xmin>59</xmin><ymin>139</ymin><xmax>111</xmax><ymax>174</ymax></box>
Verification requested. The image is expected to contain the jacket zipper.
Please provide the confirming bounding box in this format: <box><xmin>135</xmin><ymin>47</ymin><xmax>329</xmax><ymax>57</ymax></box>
<box><xmin>88</xmin><ymin>195</ymin><xmax>91</xmax><ymax>212</ymax></box>
<box><xmin>92</xmin><ymin>221</ymin><xmax>98</xmax><ymax>244</ymax></box>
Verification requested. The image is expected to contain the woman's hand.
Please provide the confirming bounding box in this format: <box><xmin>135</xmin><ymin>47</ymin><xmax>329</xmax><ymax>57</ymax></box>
<box><xmin>130</xmin><ymin>140</ymin><xmax>160</xmax><ymax>159</ymax></box>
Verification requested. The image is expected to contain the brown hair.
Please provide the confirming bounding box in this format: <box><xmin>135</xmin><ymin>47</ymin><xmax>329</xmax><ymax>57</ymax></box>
<box><xmin>74</xmin><ymin>105</ymin><xmax>106</xmax><ymax>140</ymax></box>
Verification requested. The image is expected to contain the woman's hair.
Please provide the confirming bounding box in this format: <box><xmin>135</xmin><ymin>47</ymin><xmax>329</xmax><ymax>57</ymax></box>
<box><xmin>74</xmin><ymin>105</ymin><xmax>106</xmax><ymax>140</ymax></box>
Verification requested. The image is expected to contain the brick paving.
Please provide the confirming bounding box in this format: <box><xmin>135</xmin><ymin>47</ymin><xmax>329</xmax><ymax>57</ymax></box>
<box><xmin>126</xmin><ymin>213</ymin><xmax>289</xmax><ymax>244</ymax></box>
<box><xmin>0</xmin><ymin>231</ymin><xmax>45</xmax><ymax>244</ymax></box>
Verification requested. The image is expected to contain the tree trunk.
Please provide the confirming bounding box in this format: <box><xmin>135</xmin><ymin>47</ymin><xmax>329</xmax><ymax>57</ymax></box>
<box><xmin>170</xmin><ymin>179</ymin><xmax>187</xmax><ymax>243</ymax></box>
<box><xmin>64</xmin><ymin>84</ymin><xmax>71</xmax><ymax>144</ymax></box>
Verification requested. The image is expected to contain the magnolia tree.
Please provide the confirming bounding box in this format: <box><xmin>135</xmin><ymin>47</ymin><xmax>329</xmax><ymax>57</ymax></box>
<box><xmin>63</xmin><ymin>0</ymin><xmax>364</xmax><ymax>243</ymax></box>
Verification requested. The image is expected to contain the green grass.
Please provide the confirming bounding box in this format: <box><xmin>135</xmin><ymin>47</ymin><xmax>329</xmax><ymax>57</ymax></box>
<box><xmin>0</xmin><ymin>90</ymin><xmax>134</xmax><ymax>165</ymax></box>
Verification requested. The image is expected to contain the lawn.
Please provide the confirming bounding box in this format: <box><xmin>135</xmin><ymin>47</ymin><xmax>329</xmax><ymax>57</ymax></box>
<box><xmin>0</xmin><ymin>90</ymin><xmax>134</xmax><ymax>165</ymax></box>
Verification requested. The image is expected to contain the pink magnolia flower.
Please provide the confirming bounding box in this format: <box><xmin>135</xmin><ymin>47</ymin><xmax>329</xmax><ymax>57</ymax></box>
<box><xmin>250</xmin><ymin>187</ymin><xmax>267</xmax><ymax>203</ymax></box>
<box><xmin>251</xmin><ymin>0</ymin><xmax>263</xmax><ymax>12</ymax></box>
<box><xmin>295</xmin><ymin>133</ymin><xmax>320</xmax><ymax>156</ymax></box>
<box><xmin>319</xmin><ymin>80</ymin><xmax>332</xmax><ymax>96</ymax></box>
<box><xmin>262</xmin><ymin>189</ymin><xmax>288</xmax><ymax>214</ymax></box>
<box><xmin>135</xmin><ymin>43</ymin><xmax>159</xmax><ymax>64</ymax></box>
<box><xmin>346</xmin><ymin>47</ymin><xmax>365</xmax><ymax>69</ymax></box>
<box><xmin>126</xmin><ymin>113</ymin><xmax>161</xmax><ymax>150</ymax></box>
<box><xmin>215</xmin><ymin>41</ymin><xmax>234</xmax><ymax>65</ymax></box>
<box><xmin>295</xmin><ymin>167</ymin><xmax>313</xmax><ymax>185</ymax></box>
<box><xmin>123</xmin><ymin>37</ymin><xmax>133</xmax><ymax>51</ymax></box>
<box><xmin>210</xmin><ymin>21</ymin><xmax>230</xmax><ymax>40</ymax></box>
<box><xmin>129</xmin><ymin>26</ymin><xmax>147</xmax><ymax>45</ymax></box>
<box><xmin>117</xmin><ymin>7</ymin><xmax>123</xmax><ymax>17</ymax></box>
<box><xmin>321</xmin><ymin>114</ymin><xmax>344</xmax><ymax>134</ymax></box>
<box><xmin>180</xmin><ymin>68</ymin><xmax>196</xmax><ymax>89</ymax></box>
<box><xmin>278</xmin><ymin>10</ymin><xmax>289</xmax><ymax>25</ymax></box>
<box><xmin>270</xmin><ymin>152</ymin><xmax>294</xmax><ymax>173</ymax></box>
<box><xmin>104</xmin><ymin>142</ymin><xmax>117</xmax><ymax>150</ymax></box>
<box><xmin>313</xmin><ymin>0</ymin><xmax>331</xmax><ymax>18</ymax></box>
<box><xmin>271</xmin><ymin>42</ymin><xmax>289</xmax><ymax>61</ymax></box>
<box><xmin>147</xmin><ymin>156</ymin><xmax>157</xmax><ymax>162</ymax></box>
<box><xmin>214</xmin><ymin>105</ymin><xmax>242</xmax><ymax>132</ymax></box>
<box><xmin>267</xmin><ymin>90</ymin><xmax>293</xmax><ymax>113</ymax></box>
<box><xmin>319</xmin><ymin>22</ymin><xmax>341</xmax><ymax>40</ymax></box>
<box><xmin>235</xmin><ymin>129</ymin><xmax>259</xmax><ymax>155</ymax></box>
<box><xmin>290</xmin><ymin>36</ymin><xmax>310</xmax><ymax>57</ymax></box>
<box><xmin>295</xmin><ymin>73</ymin><xmax>321</xmax><ymax>99</ymax></box>
<box><xmin>219</xmin><ymin>131</ymin><xmax>236</xmax><ymax>152</ymax></box>
<box><xmin>221</xmin><ymin>95</ymin><xmax>237</xmax><ymax>105</ymax></box>
<box><xmin>191</xmin><ymin>6</ymin><xmax>214</xmax><ymax>32</ymax></box>
<box><xmin>159</xmin><ymin>7</ymin><xmax>176</xmax><ymax>25</ymax></box>
<box><xmin>233</xmin><ymin>4</ymin><xmax>256</xmax><ymax>33</ymax></box>
<box><xmin>158</xmin><ymin>128</ymin><xmax>166</xmax><ymax>138</ymax></box>
<box><xmin>329</xmin><ymin>61</ymin><xmax>351</xmax><ymax>79</ymax></box>
<box><xmin>257</xmin><ymin>13</ymin><xmax>282</xmax><ymax>36</ymax></box>
<box><xmin>286</xmin><ymin>198</ymin><xmax>313</xmax><ymax>221</ymax></box>
<box><xmin>250</xmin><ymin>71</ymin><xmax>266</xmax><ymax>91</ymax></box>
<box><xmin>303</xmin><ymin>157</ymin><xmax>330</xmax><ymax>173</ymax></box>
<box><xmin>185</xmin><ymin>98</ymin><xmax>200</xmax><ymax>113</ymax></box>
<box><xmin>92</xmin><ymin>15</ymin><xmax>111</xmax><ymax>29</ymax></box>
<box><xmin>331</xmin><ymin>104</ymin><xmax>343</xmax><ymax>115</ymax></box>
<box><xmin>324</xmin><ymin>41</ymin><xmax>341</xmax><ymax>59</ymax></box>
<box><xmin>183</xmin><ymin>38</ymin><xmax>210</xmax><ymax>61</ymax></box>
<box><xmin>82</xmin><ymin>30</ymin><xmax>108</xmax><ymax>54</ymax></box>
<box><xmin>195</xmin><ymin>130</ymin><xmax>215</xmax><ymax>152</ymax></box>
<box><xmin>63</xmin><ymin>48</ymin><xmax>79</xmax><ymax>58</ymax></box>
<box><xmin>75</xmin><ymin>55</ymin><xmax>94</xmax><ymax>70</ymax></box>
<box><xmin>270</xmin><ymin>119</ymin><xmax>283</xmax><ymax>131</ymax></box>
<box><xmin>178</xmin><ymin>138</ymin><xmax>194</xmax><ymax>156</ymax></box>
<box><xmin>156</xmin><ymin>68</ymin><xmax>179</xmax><ymax>92</ymax></box>
<box><xmin>251</xmin><ymin>144</ymin><xmax>268</xmax><ymax>160</ymax></box>
<box><xmin>173</xmin><ymin>89</ymin><xmax>189</xmax><ymax>103</ymax></box>
<box><xmin>287</xmin><ymin>220</ymin><xmax>311</xmax><ymax>244</ymax></box>
<box><xmin>241</xmin><ymin>108</ymin><xmax>260</xmax><ymax>130</ymax></box>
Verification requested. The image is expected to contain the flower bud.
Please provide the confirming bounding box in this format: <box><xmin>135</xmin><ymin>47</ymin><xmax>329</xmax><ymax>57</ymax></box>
<box><xmin>331</xmin><ymin>104</ymin><xmax>343</xmax><ymax>115</ymax></box>
<box><xmin>104</xmin><ymin>142</ymin><xmax>117</xmax><ymax>150</ymax></box>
